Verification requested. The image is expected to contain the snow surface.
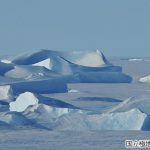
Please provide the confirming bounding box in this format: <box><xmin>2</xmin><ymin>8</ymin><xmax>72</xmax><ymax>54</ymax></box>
<box><xmin>0</xmin><ymin>130</ymin><xmax>150</xmax><ymax>150</ymax></box>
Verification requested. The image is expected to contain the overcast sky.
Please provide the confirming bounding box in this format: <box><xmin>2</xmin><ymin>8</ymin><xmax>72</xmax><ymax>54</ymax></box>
<box><xmin>0</xmin><ymin>0</ymin><xmax>150</xmax><ymax>57</ymax></box>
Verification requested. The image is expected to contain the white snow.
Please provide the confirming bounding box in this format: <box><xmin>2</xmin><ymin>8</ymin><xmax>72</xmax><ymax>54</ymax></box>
<box><xmin>9</xmin><ymin>92</ymin><xmax>38</xmax><ymax>112</ymax></box>
<box><xmin>128</xmin><ymin>58</ymin><xmax>143</xmax><ymax>61</ymax></box>
<box><xmin>139</xmin><ymin>75</ymin><xmax>150</xmax><ymax>83</ymax></box>
<box><xmin>0</xmin><ymin>85</ymin><xmax>13</xmax><ymax>101</ymax></box>
<box><xmin>74</xmin><ymin>49</ymin><xmax>109</xmax><ymax>67</ymax></box>
<box><xmin>68</xmin><ymin>89</ymin><xmax>79</xmax><ymax>93</ymax></box>
<box><xmin>0</xmin><ymin>59</ymin><xmax>11</xmax><ymax>64</ymax></box>
<box><xmin>32</xmin><ymin>58</ymin><xmax>53</xmax><ymax>70</ymax></box>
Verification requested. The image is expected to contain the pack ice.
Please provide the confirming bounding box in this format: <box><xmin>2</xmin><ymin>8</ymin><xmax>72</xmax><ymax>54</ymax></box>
<box><xmin>3</xmin><ymin>49</ymin><xmax>150</xmax><ymax>131</ymax></box>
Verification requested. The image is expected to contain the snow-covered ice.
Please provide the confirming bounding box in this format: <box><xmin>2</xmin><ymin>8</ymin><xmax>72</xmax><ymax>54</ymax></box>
<box><xmin>0</xmin><ymin>49</ymin><xmax>150</xmax><ymax>149</ymax></box>
<box><xmin>0</xmin><ymin>85</ymin><xmax>13</xmax><ymax>102</ymax></box>
<box><xmin>10</xmin><ymin>49</ymin><xmax>132</xmax><ymax>83</ymax></box>
<box><xmin>139</xmin><ymin>75</ymin><xmax>150</xmax><ymax>83</ymax></box>
<box><xmin>32</xmin><ymin>58</ymin><xmax>53</xmax><ymax>70</ymax></box>
<box><xmin>9</xmin><ymin>92</ymin><xmax>39</xmax><ymax>112</ymax></box>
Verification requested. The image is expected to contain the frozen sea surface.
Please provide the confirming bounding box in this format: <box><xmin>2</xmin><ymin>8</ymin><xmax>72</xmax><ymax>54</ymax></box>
<box><xmin>0</xmin><ymin>129</ymin><xmax>150</xmax><ymax>150</ymax></box>
<box><xmin>0</xmin><ymin>50</ymin><xmax>150</xmax><ymax>149</ymax></box>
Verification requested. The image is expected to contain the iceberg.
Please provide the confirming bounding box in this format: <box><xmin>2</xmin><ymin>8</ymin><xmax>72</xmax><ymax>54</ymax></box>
<box><xmin>9</xmin><ymin>92</ymin><xmax>78</xmax><ymax>112</ymax></box>
<box><xmin>7</xmin><ymin>91</ymin><xmax>150</xmax><ymax>131</ymax></box>
<box><xmin>11</xmin><ymin>49</ymin><xmax>132</xmax><ymax>83</ymax></box>
<box><xmin>23</xmin><ymin>102</ymin><xmax>147</xmax><ymax>130</ymax></box>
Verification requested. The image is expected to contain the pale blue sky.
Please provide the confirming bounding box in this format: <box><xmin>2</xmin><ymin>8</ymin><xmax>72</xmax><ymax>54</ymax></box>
<box><xmin>0</xmin><ymin>0</ymin><xmax>150</xmax><ymax>57</ymax></box>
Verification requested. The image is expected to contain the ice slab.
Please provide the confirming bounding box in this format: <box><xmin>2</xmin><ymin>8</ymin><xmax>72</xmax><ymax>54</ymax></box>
<box><xmin>9</xmin><ymin>92</ymin><xmax>38</xmax><ymax>112</ymax></box>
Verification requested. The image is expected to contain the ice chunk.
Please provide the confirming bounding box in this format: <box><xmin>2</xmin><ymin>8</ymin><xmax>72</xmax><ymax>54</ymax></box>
<box><xmin>24</xmin><ymin>102</ymin><xmax>147</xmax><ymax>130</ymax></box>
<box><xmin>0</xmin><ymin>111</ymin><xmax>36</xmax><ymax>126</ymax></box>
<box><xmin>0</xmin><ymin>85</ymin><xmax>13</xmax><ymax>101</ymax></box>
<box><xmin>9</xmin><ymin>92</ymin><xmax>38</xmax><ymax>112</ymax></box>
<box><xmin>139</xmin><ymin>75</ymin><xmax>150</xmax><ymax>83</ymax></box>
<box><xmin>87</xmin><ymin>108</ymin><xmax>146</xmax><ymax>130</ymax></box>
<box><xmin>54</xmin><ymin>108</ymin><xmax>146</xmax><ymax>130</ymax></box>
<box><xmin>10</xmin><ymin>77</ymin><xmax>67</xmax><ymax>94</ymax></box>
<box><xmin>10</xmin><ymin>91</ymin><xmax>78</xmax><ymax>113</ymax></box>
<box><xmin>75</xmin><ymin>71</ymin><xmax>132</xmax><ymax>83</ymax></box>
